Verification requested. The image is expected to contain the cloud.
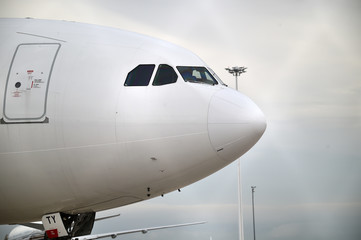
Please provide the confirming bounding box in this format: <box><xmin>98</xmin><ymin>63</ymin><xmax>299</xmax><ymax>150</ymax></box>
<box><xmin>270</xmin><ymin>222</ymin><xmax>303</xmax><ymax>238</ymax></box>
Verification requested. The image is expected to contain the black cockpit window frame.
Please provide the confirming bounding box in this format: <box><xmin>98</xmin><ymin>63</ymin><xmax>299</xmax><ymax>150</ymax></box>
<box><xmin>152</xmin><ymin>64</ymin><xmax>178</xmax><ymax>86</ymax></box>
<box><xmin>124</xmin><ymin>64</ymin><xmax>155</xmax><ymax>86</ymax></box>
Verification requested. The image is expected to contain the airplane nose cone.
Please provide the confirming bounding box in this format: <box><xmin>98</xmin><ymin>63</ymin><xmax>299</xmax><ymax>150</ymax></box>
<box><xmin>208</xmin><ymin>89</ymin><xmax>266</xmax><ymax>162</ymax></box>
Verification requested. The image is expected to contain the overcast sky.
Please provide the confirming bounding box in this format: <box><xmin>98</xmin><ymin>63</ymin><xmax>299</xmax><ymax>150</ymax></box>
<box><xmin>1</xmin><ymin>0</ymin><xmax>360</xmax><ymax>240</ymax></box>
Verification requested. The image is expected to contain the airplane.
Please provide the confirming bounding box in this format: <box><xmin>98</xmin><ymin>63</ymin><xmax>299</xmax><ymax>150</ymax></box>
<box><xmin>0</xmin><ymin>18</ymin><xmax>266</xmax><ymax>240</ymax></box>
<box><xmin>4</xmin><ymin>214</ymin><xmax>206</xmax><ymax>240</ymax></box>
<box><xmin>4</xmin><ymin>226</ymin><xmax>44</xmax><ymax>240</ymax></box>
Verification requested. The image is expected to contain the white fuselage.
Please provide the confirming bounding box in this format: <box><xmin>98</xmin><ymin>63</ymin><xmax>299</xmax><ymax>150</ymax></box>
<box><xmin>0</xmin><ymin>19</ymin><xmax>266</xmax><ymax>224</ymax></box>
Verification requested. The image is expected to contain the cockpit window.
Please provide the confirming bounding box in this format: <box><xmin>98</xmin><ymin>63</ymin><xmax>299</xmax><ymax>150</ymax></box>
<box><xmin>208</xmin><ymin>67</ymin><xmax>227</xmax><ymax>86</ymax></box>
<box><xmin>177</xmin><ymin>66</ymin><xmax>218</xmax><ymax>85</ymax></box>
<box><xmin>124</xmin><ymin>64</ymin><xmax>155</xmax><ymax>86</ymax></box>
<box><xmin>153</xmin><ymin>64</ymin><xmax>178</xmax><ymax>86</ymax></box>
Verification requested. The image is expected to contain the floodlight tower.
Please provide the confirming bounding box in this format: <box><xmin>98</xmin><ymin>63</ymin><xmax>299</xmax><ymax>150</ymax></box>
<box><xmin>225</xmin><ymin>66</ymin><xmax>246</xmax><ymax>90</ymax></box>
<box><xmin>225</xmin><ymin>66</ymin><xmax>247</xmax><ymax>240</ymax></box>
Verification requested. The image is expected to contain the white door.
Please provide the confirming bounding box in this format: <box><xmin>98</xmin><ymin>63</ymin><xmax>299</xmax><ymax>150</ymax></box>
<box><xmin>2</xmin><ymin>43</ymin><xmax>60</xmax><ymax>123</ymax></box>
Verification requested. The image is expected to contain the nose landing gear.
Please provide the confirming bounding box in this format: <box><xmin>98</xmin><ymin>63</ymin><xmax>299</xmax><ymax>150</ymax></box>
<box><xmin>42</xmin><ymin>212</ymin><xmax>95</xmax><ymax>240</ymax></box>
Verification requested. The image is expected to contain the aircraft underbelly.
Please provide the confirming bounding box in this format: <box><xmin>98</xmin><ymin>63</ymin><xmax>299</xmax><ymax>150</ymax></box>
<box><xmin>0</xmin><ymin>130</ymin><xmax>220</xmax><ymax>223</ymax></box>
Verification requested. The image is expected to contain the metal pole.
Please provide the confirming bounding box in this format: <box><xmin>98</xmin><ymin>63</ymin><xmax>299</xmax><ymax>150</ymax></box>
<box><xmin>235</xmin><ymin>73</ymin><xmax>238</xmax><ymax>91</ymax></box>
<box><xmin>251</xmin><ymin>186</ymin><xmax>256</xmax><ymax>240</ymax></box>
<box><xmin>235</xmin><ymin>70</ymin><xmax>242</xmax><ymax>240</ymax></box>
<box><xmin>237</xmin><ymin>160</ymin><xmax>244</xmax><ymax>240</ymax></box>
<box><xmin>224</xmin><ymin>66</ymin><xmax>247</xmax><ymax>240</ymax></box>
<box><xmin>236</xmin><ymin>71</ymin><xmax>242</xmax><ymax>240</ymax></box>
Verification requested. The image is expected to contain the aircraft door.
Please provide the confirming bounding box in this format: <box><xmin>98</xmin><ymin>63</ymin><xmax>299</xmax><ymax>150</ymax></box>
<box><xmin>2</xmin><ymin>43</ymin><xmax>60</xmax><ymax>123</ymax></box>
